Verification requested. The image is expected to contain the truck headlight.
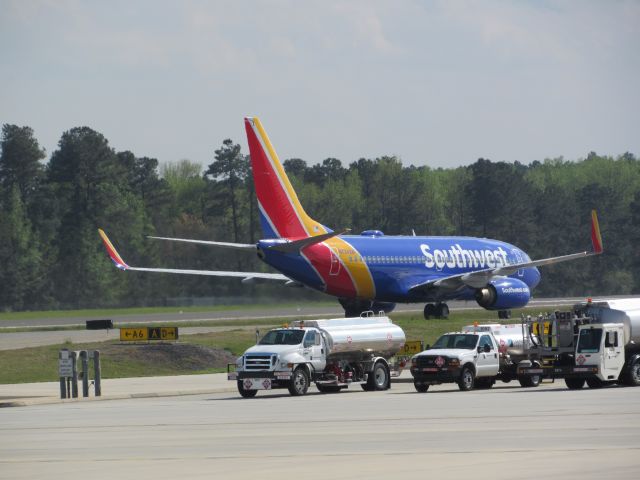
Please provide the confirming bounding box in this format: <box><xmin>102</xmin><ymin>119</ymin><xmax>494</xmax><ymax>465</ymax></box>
<box><xmin>236</xmin><ymin>356</ymin><xmax>243</xmax><ymax>368</ymax></box>
<box><xmin>448</xmin><ymin>358</ymin><xmax>460</xmax><ymax>367</ymax></box>
<box><xmin>411</xmin><ymin>357</ymin><xmax>417</xmax><ymax>367</ymax></box>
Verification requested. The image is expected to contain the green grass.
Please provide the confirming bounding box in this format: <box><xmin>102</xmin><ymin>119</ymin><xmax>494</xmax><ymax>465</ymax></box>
<box><xmin>0</xmin><ymin>305</ymin><xmax>560</xmax><ymax>384</ymax></box>
<box><xmin>0</xmin><ymin>301</ymin><xmax>335</xmax><ymax>321</ymax></box>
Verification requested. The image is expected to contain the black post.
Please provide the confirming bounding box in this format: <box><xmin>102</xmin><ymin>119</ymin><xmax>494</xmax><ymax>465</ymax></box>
<box><xmin>80</xmin><ymin>350</ymin><xmax>89</xmax><ymax>397</ymax></box>
<box><xmin>71</xmin><ymin>351</ymin><xmax>78</xmax><ymax>398</ymax></box>
<box><xmin>94</xmin><ymin>350</ymin><xmax>101</xmax><ymax>397</ymax></box>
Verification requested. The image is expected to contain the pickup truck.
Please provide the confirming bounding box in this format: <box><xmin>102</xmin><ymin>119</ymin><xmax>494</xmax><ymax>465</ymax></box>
<box><xmin>410</xmin><ymin>326</ymin><xmax>541</xmax><ymax>392</ymax></box>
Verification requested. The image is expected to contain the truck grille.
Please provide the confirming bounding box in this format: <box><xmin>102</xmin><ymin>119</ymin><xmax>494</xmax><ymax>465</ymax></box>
<box><xmin>244</xmin><ymin>354</ymin><xmax>274</xmax><ymax>371</ymax></box>
<box><xmin>416</xmin><ymin>356</ymin><xmax>448</xmax><ymax>368</ymax></box>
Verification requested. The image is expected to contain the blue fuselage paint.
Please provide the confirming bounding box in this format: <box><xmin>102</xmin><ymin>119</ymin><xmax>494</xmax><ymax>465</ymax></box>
<box><xmin>259</xmin><ymin>235</ymin><xmax>541</xmax><ymax>304</ymax></box>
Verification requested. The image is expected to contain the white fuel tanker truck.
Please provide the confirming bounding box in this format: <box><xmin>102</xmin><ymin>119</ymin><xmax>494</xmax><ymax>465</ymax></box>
<box><xmin>517</xmin><ymin>298</ymin><xmax>640</xmax><ymax>389</ymax></box>
<box><xmin>228</xmin><ymin>314</ymin><xmax>406</xmax><ymax>397</ymax></box>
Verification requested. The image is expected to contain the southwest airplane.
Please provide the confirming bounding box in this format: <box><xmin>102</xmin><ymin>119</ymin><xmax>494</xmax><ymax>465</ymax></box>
<box><xmin>99</xmin><ymin>117</ymin><xmax>603</xmax><ymax>320</ymax></box>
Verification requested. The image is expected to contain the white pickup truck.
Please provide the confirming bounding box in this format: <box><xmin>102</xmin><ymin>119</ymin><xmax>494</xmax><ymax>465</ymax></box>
<box><xmin>410</xmin><ymin>324</ymin><xmax>541</xmax><ymax>392</ymax></box>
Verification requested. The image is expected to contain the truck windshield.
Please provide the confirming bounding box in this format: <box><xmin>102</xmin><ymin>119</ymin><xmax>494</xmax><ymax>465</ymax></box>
<box><xmin>577</xmin><ymin>328</ymin><xmax>602</xmax><ymax>353</ymax></box>
<box><xmin>259</xmin><ymin>330</ymin><xmax>305</xmax><ymax>345</ymax></box>
<box><xmin>432</xmin><ymin>334</ymin><xmax>478</xmax><ymax>350</ymax></box>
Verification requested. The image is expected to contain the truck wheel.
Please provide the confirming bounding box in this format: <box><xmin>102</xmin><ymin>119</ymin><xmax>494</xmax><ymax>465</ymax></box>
<box><xmin>475</xmin><ymin>378</ymin><xmax>495</xmax><ymax>389</ymax></box>
<box><xmin>586</xmin><ymin>377</ymin><xmax>603</xmax><ymax>389</ymax></box>
<box><xmin>625</xmin><ymin>357</ymin><xmax>640</xmax><ymax>386</ymax></box>
<box><xmin>363</xmin><ymin>361</ymin><xmax>390</xmax><ymax>391</ymax></box>
<box><xmin>237</xmin><ymin>380</ymin><xmax>257</xmax><ymax>398</ymax></box>
<box><xmin>316</xmin><ymin>384</ymin><xmax>341</xmax><ymax>393</ymax></box>
<box><xmin>414</xmin><ymin>381</ymin><xmax>429</xmax><ymax>393</ymax></box>
<box><xmin>288</xmin><ymin>367</ymin><xmax>310</xmax><ymax>396</ymax></box>
<box><xmin>457</xmin><ymin>366</ymin><xmax>475</xmax><ymax>391</ymax></box>
<box><xmin>518</xmin><ymin>374</ymin><xmax>541</xmax><ymax>388</ymax></box>
<box><xmin>565</xmin><ymin>378</ymin><xmax>585</xmax><ymax>390</ymax></box>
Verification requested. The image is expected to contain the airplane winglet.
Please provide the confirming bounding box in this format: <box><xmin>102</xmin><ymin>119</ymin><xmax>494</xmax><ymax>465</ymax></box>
<box><xmin>590</xmin><ymin>210</ymin><xmax>603</xmax><ymax>254</ymax></box>
<box><xmin>98</xmin><ymin>229</ymin><xmax>130</xmax><ymax>270</ymax></box>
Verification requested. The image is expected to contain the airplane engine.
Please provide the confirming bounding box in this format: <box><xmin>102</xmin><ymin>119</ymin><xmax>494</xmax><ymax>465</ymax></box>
<box><xmin>475</xmin><ymin>278</ymin><xmax>530</xmax><ymax>310</ymax></box>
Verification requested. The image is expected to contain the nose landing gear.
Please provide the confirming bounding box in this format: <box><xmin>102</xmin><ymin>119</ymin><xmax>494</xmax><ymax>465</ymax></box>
<box><xmin>424</xmin><ymin>303</ymin><xmax>449</xmax><ymax>320</ymax></box>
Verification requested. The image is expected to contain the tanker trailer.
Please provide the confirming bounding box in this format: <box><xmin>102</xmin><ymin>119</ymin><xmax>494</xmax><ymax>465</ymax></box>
<box><xmin>517</xmin><ymin>298</ymin><xmax>640</xmax><ymax>389</ymax></box>
<box><xmin>228</xmin><ymin>314</ymin><xmax>406</xmax><ymax>397</ymax></box>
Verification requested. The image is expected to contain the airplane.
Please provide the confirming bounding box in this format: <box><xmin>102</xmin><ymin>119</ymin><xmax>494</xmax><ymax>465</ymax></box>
<box><xmin>99</xmin><ymin>116</ymin><xmax>603</xmax><ymax>320</ymax></box>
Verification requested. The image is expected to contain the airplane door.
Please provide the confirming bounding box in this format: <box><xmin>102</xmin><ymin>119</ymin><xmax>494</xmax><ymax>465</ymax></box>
<box><xmin>329</xmin><ymin>250</ymin><xmax>340</xmax><ymax>276</ymax></box>
<box><xmin>512</xmin><ymin>249</ymin><xmax>524</xmax><ymax>277</ymax></box>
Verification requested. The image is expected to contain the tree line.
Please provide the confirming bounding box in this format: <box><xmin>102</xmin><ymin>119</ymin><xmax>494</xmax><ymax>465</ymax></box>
<box><xmin>1</xmin><ymin>124</ymin><xmax>638</xmax><ymax>311</ymax></box>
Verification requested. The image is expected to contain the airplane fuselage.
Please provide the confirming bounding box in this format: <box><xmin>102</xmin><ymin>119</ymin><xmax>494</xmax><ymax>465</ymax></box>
<box><xmin>259</xmin><ymin>234</ymin><xmax>541</xmax><ymax>304</ymax></box>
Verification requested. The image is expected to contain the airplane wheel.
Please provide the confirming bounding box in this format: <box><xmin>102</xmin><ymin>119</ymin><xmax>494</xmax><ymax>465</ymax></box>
<box><xmin>423</xmin><ymin>304</ymin><xmax>436</xmax><ymax>320</ymax></box>
<box><xmin>435</xmin><ymin>303</ymin><xmax>449</xmax><ymax>319</ymax></box>
<box><xmin>498</xmin><ymin>310</ymin><xmax>511</xmax><ymax>320</ymax></box>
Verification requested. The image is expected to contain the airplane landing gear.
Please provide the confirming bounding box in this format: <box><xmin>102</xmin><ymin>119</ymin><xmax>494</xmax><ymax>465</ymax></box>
<box><xmin>498</xmin><ymin>310</ymin><xmax>511</xmax><ymax>319</ymax></box>
<box><xmin>424</xmin><ymin>303</ymin><xmax>449</xmax><ymax>320</ymax></box>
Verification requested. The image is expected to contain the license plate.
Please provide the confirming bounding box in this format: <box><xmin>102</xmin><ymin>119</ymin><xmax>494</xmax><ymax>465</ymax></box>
<box><xmin>243</xmin><ymin>378</ymin><xmax>272</xmax><ymax>390</ymax></box>
<box><xmin>276</xmin><ymin>374</ymin><xmax>291</xmax><ymax>380</ymax></box>
<box><xmin>423</xmin><ymin>368</ymin><xmax>438</xmax><ymax>372</ymax></box>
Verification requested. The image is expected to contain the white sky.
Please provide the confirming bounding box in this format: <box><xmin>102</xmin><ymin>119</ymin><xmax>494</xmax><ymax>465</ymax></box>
<box><xmin>1</xmin><ymin>0</ymin><xmax>639</xmax><ymax>168</ymax></box>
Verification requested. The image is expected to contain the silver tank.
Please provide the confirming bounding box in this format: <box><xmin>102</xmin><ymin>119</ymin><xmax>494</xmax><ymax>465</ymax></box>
<box><xmin>463</xmin><ymin>323</ymin><xmax>531</xmax><ymax>356</ymax></box>
<box><xmin>293</xmin><ymin>316</ymin><xmax>406</xmax><ymax>359</ymax></box>
<box><xmin>578</xmin><ymin>299</ymin><xmax>640</xmax><ymax>345</ymax></box>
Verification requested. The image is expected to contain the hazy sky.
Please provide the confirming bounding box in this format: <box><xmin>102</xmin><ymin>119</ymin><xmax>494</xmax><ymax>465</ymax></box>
<box><xmin>1</xmin><ymin>0</ymin><xmax>639</xmax><ymax>169</ymax></box>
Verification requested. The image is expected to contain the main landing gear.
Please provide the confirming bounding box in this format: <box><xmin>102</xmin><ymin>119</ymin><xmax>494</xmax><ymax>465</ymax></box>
<box><xmin>424</xmin><ymin>303</ymin><xmax>449</xmax><ymax>320</ymax></box>
<box><xmin>498</xmin><ymin>310</ymin><xmax>511</xmax><ymax>319</ymax></box>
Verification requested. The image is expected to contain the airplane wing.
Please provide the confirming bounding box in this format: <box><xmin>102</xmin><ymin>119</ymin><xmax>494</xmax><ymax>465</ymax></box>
<box><xmin>409</xmin><ymin>210</ymin><xmax>603</xmax><ymax>294</ymax></box>
<box><xmin>98</xmin><ymin>229</ymin><xmax>289</xmax><ymax>282</ymax></box>
<box><xmin>147</xmin><ymin>235</ymin><xmax>256</xmax><ymax>251</ymax></box>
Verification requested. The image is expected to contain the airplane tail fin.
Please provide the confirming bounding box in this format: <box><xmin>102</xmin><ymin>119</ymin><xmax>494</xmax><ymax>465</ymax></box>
<box><xmin>244</xmin><ymin>117</ymin><xmax>329</xmax><ymax>239</ymax></box>
<box><xmin>590</xmin><ymin>210</ymin><xmax>603</xmax><ymax>254</ymax></box>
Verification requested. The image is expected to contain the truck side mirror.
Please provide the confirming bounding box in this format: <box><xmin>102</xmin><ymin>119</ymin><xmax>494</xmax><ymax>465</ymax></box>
<box><xmin>484</xmin><ymin>344</ymin><xmax>491</xmax><ymax>353</ymax></box>
<box><xmin>477</xmin><ymin>346</ymin><xmax>483</xmax><ymax>353</ymax></box>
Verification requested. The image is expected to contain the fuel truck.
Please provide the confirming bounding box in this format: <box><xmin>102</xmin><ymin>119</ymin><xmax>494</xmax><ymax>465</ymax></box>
<box><xmin>410</xmin><ymin>323</ymin><xmax>542</xmax><ymax>392</ymax></box>
<box><xmin>228</xmin><ymin>314</ymin><xmax>406</xmax><ymax>397</ymax></box>
<box><xmin>518</xmin><ymin>298</ymin><xmax>640</xmax><ymax>389</ymax></box>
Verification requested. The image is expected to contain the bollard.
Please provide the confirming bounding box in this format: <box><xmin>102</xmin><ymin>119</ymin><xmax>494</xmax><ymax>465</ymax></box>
<box><xmin>71</xmin><ymin>351</ymin><xmax>79</xmax><ymax>398</ymax></box>
<box><xmin>93</xmin><ymin>350</ymin><xmax>101</xmax><ymax>397</ymax></box>
<box><xmin>80</xmin><ymin>350</ymin><xmax>89</xmax><ymax>397</ymax></box>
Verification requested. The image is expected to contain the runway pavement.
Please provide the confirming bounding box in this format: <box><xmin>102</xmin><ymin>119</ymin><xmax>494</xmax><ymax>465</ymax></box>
<box><xmin>1</xmin><ymin>372</ymin><xmax>639</xmax><ymax>479</ymax></box>
<box><xmin>0</xmin><ymin>297</ymin><xmax>585</xmax><ymax>329</ymax></box>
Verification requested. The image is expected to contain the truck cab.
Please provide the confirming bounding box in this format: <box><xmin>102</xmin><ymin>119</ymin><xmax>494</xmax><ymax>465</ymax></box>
<box><xmin>410</xmin><ymin>332</ymin><xmax>500</xmax><ymax>392</ymax></box>
<box><xmin>576</xmin><ymin>323</ymin><xmax>626</xmax><ymax>383</ymax></box>
<box><xmin>230</xmin><ymin>327</ymin><xmax>325</xmax><ymax>397</ymax></box>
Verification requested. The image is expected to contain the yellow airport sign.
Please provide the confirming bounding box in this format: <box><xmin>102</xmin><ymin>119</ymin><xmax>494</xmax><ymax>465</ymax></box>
<box><xmin>120</xmin><ymin>327</ymin><xmax>179</xmax><ymax>342</ymax></box>
<box><xmin>148</xmin><ymin>327</ymin><xmax>179</xmax><ymax>341</ymax></box>
<box><xmin>401</xmin><ymin>340</ymin><xmax>424</xmax><ymax>356</ymax></box>
<box><xmin>120</xmin><ymin>328</ymin><xmax>148</xmax><ymax>341</ymax></box>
